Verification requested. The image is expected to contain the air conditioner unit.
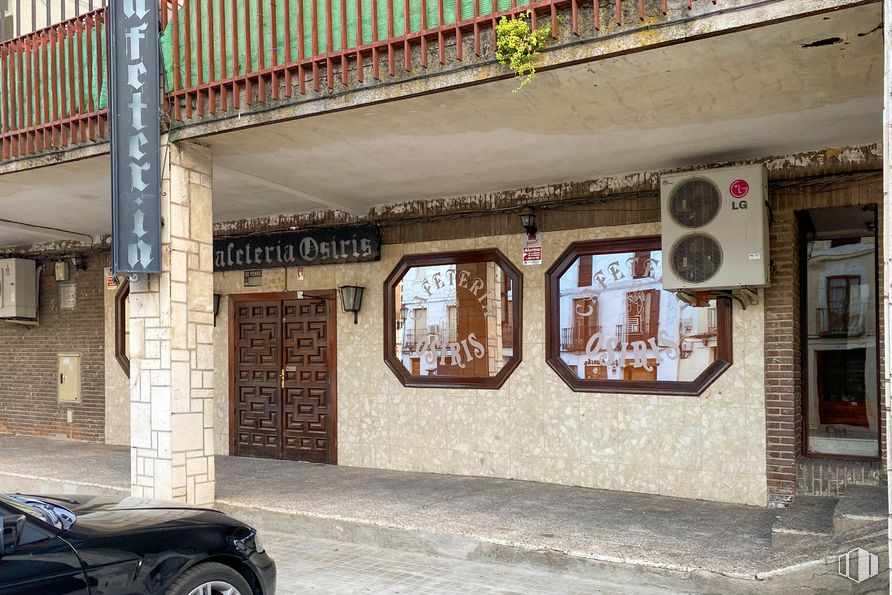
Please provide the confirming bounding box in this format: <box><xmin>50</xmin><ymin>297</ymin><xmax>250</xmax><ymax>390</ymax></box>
<box><xmin>0</xmin><ymin>259</ymin><xmax>38</xmax><ymax>319</ymax></box>
<box><xmin>660</xmin><ymin>164</ymin><xmax>769</xmax><ymax>291</ymax></box>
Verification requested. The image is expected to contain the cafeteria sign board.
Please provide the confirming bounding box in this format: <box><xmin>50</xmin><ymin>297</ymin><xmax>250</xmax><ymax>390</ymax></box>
<box><xmin>214</xmin><ymin>226</ymin><xmax>381</xmax><ymax>272</ymax></box>
<box><xmin>110</xmin><ymin>0</ymin><xmax>162</xmax><ymax>275</ymax></box>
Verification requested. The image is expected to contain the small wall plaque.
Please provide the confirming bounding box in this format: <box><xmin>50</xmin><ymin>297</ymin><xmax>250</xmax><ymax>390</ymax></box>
<box><xmin>244</xmin><ymin>269</ymin><xmax>263</xmax><ymax>288</ymax></box>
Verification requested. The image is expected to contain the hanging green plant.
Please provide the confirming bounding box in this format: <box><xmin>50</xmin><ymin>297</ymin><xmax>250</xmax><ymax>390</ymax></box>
<box><xmin>495</xmin><ymin>10</ymin><xmax>551</xmax><ymax>92</ymax></box>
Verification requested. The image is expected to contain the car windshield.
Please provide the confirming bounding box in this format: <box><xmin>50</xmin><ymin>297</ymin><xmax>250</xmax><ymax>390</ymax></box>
<box><xmin>0</xmin><ymin>494</ymin><xmax>77</xmax><ymax>530</ymax></box>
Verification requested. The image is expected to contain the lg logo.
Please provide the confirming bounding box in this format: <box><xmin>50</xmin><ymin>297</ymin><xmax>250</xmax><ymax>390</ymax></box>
<box><xmin>730</xmin><ymin>178</ymin><xmax>749</xmax><ymax>210</ymax></box>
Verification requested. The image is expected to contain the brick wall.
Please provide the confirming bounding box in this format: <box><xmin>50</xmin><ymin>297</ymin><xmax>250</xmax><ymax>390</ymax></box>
<box><xmin>764</xmin><ymin>174</ymin><xmax>885</xmax><ymax>502</ymax></box>
<box><xmin>0</xmin><ymin>252</ymin><xmax>105</xmax><ymax>441</ymax></box>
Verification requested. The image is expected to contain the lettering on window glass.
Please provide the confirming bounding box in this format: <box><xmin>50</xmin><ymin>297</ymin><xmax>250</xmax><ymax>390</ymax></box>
<box><xmin>384</xmin><ymin>250</ymin><xmax>523</xmax><ymax>389</ymax></box>
<box><xmin>546</xmin><ymin>237</ymin><xmax>731</xmax><ymax>395</ymax></box>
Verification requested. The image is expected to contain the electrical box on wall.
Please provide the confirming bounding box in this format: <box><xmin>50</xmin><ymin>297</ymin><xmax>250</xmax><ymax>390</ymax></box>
<box><xmin>0</xmin><ymin>258</ymin><xmax>38</xmax><ymax>319</ymax></box>
<box><xmin>54</xmin><ymin>261</ymin><xmax>70</xmax><ymax>281</ymax></box>
<box><xmin>660</xmin><ymin>164</ymin><xmax>769</xmax><ymax>291</ymax></box>
<box><xmin>58</xmin><ymin>354</ymin><xmax>81</xmax><ymax>404</ymax></box>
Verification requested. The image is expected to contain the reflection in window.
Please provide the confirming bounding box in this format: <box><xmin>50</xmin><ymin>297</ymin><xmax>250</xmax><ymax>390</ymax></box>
<box><xmin>558</xmin><ymin>250</ymin><xmax>716</xmax><ymax>382</ymax></box>
<box><xmin>401</xmin><ymin>264</ymin><xmax>509</xmax><ymax>376</ymax></box>
<box><xmin>804</xmin><ymin>206</ymin><xmax>879</xmax><ymax>458</ymax></box>
<box><xmin>385</xmin><ymin>251</ymin><xmax>522</xmax><ymax>388</ymax></box>
<box><xmin>546</xmin><ymin>238</ymin><xmax>731</xmax><ymax>395</ymax></box>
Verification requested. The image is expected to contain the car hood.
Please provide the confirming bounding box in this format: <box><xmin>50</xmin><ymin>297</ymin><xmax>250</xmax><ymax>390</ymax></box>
<box><xmin>22</xmin><ymin>494</ymin><xmax>241</xmax><ymax>534</ymax></box>
<box><xmin>33</xmin><ymin>494</ymin><xmax>217</xmax><ymax>514</ymax></box>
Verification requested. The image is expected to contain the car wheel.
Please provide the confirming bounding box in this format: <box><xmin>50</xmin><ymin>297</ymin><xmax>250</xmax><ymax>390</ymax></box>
<box><xmin>166</xmin><ymin>562</ymin><xmax>253</xmax><ymax>595</ymax></box>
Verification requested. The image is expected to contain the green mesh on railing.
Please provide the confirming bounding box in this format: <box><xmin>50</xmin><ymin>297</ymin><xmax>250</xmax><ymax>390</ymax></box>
<box><xmin>0</xmin><ymin>0</ymin><xmax>516</xmax><ymax>135</ymax></box>
<box><xmin>0</xmin><ymin>25</ymin><xmax>107</xmax><ymax>131</ymax></box>
<box><xmin>160</xmin><ymin>0</ymin><xmax>514</xmax><ymax>92</ymax></box>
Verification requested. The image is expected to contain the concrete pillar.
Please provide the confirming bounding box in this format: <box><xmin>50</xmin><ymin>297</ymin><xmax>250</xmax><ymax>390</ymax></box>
<box><xmin>129</xmin><ymin>140</ymin><xmax>215</xmax><ymax>505</ymax></box>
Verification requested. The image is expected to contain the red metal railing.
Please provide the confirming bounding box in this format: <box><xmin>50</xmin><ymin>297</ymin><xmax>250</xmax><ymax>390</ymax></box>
<box><xmin>160</xmin><ymin>0</ymin><xmax>716</xmax><ymax>121</ymax></box>
<box><xmin>0</xmin><ymin>8</ymin><xmax>107</xmax><ymax>159</ymax></box>
<box><xmin>1</xmin><ymin>0</ymin><xmax>720</xmax><ymax>160</ymax></box>
<box><xmin>1</xmin><ymin>1</ymin><xmax>108</xmax><ymax>41</ymax></box>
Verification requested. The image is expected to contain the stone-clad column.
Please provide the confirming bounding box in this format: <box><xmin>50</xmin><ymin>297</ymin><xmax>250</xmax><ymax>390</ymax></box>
<box><xmin>129</xmin><ymin>140</ymin><xmax>215</xmax><ymax>505</ymax></box>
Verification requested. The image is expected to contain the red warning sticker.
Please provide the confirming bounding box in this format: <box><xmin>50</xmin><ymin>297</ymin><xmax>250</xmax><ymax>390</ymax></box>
<box><xmin>729</xmin><ymin>179</ymin><xmax>750</xmax><ymax>199</ymax></box>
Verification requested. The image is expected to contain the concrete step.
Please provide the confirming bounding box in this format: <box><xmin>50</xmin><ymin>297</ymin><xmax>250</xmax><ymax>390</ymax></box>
<box><xmin>770</xmin><ymin>496</ymin><xmax>836</xmax><ymax>548</ymax></box>
<box><xmin>833</xmin><ymin>485</ymin><xmax>888</xmax><ymax>534</ymax></box>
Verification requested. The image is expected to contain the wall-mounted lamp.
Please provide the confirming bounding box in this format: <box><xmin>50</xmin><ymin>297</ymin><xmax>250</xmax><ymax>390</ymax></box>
<box><xmin>397</xmin><ymin>304</ymin><xmax>409</xmax><ymax>329</ymax></box>
<box><xmin>213</xmin><ymin>293</ymin><xmax>221</xmax><ymax>327</ymax></box>
<box><xmin>339</xmin><ymin>285</ymin><xmax>365</xmax><ymax>324</ymax></box>
<box><xmin>519</xmin><ymin>211</ymin><xmax>537</xmax><ymax>236</ymax></box>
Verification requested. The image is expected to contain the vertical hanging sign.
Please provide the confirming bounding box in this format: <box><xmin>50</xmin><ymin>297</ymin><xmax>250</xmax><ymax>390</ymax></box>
<box><xmin>110</xmin><ymin>0</ymin><xmax>162</xmax><ymax>275</ymax></box>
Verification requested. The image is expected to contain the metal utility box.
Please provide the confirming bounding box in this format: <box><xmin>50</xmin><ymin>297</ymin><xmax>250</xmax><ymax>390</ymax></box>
<box><xmin>660</xmin><ymin>164</ymin><xmax>770</xmax><ymax>291</ymax></box>
<box><xmin>54</xmin><ymin>260</ymin><xmax>70</xmax><ymax>281</ymax></box>
<box><xmin>58</xmin><ymin>354</ymin><xmax>81</xmax><ymax>403</ymax></box>
<box><xmin>0</xmin><ymin>258</ymin><xmax>38</xmax><ymax>319</ymax></box>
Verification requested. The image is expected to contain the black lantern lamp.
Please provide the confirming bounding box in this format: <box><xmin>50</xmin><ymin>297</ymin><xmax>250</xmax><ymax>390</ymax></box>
<box><xmin>397</xmin><ymin>304</ymin><xmax>409</xmax><ymax>329</ymax></box>
<box><xmin>339</xmin><ymin>285</ymin><xmax>365</xmax><ymax>324</ymax></box>
<box><xmin>213</xmin><ymin>294</ymin><xmax>222</xmax><ymax>326</ymax></box>
<box><xmin>519</xmin><ymin>211</ymin><xmax>537</xmax><ymax>236</ymax></box>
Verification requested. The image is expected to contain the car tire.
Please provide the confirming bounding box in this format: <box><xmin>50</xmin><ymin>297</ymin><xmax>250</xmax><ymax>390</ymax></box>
<box><xmin>166</xmin><ymin>561</ymin><xmax>254</xmax><ymax>595</ymax></box>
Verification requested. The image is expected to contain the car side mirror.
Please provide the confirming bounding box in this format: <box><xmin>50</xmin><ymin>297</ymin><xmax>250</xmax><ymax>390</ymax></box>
<box><xmin>0</xmin><ymin>514</ymin><xmax>25</xmax><ymax>556</ymax></box>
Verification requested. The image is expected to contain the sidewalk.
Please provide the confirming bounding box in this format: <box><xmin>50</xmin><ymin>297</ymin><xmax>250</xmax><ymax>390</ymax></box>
<box><xmin>264</xmin><ymin>531</ymin><xmax>669</xmax><ymax>595</ymax></box>
<box><xmin>0</xmin><ymin>435</ymin><xmax>886</xmax><ymax>593</ymax></box>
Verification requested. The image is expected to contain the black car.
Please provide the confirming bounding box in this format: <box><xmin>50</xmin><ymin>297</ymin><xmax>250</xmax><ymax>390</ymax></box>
<box><xmin>0</xmin><ymin>493</ymin><xmax>275</xmax><ymax>595</ymax></box>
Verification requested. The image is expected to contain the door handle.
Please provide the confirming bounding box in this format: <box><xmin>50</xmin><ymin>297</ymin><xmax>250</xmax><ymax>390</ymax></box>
<box><xmin>280</xmin><ymin>369</ymin><xmax>285</xmax><ymax>389</ymax></box>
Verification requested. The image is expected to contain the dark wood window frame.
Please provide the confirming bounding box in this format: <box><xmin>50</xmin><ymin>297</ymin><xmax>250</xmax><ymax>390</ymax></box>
<box><xmin>383</xmin><ymin>248</ymin><xmax>523</xmax><ymax>389</ymax></box>
<box><xmin>114</xmin><ymin>281</ymin><xmax>130</xmax><ymax>377</ymax></box>
<box><xmin>545</xmin><ymin>236</ymin><xmax>733</xmax><ymax>396</ymax></box>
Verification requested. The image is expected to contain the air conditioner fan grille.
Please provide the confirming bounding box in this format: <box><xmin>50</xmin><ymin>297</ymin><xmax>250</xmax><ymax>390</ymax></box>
<box><xmin>670</xmin><ymin>234</ymin><xmax>722</xmax><ymax>285</ymax></box>
<box><xmin>669</xmin><ymin>178</ymin><xmax>721</xmax><ymax>228</ymax></box>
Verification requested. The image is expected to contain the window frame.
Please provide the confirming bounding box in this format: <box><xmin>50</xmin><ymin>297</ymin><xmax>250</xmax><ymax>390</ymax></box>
<box><xmin>545</xmin><ymin>236</ymin><xmax>733</xmax><ymax>396</ymax></box>
<box><xmin>383</xmin><ymin>248</ymin><xmax>523</xmax><ymax>389</ymax></box>
<box><xmin>114</xmin><ymin>281</ymin><xmax>130</xmax><ymax>378</ymax></box>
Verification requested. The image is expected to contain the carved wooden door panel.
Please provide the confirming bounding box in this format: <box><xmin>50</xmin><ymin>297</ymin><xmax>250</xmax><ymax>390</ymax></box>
<box><xmin>231</xmin><ymin>293</ymin><xmax>337</xmax><ymax>463</ymax></box>
<box><xmin>282</xmin><ymin>297</ymin><xmax>335</xmax><ymax>463</ymax></box>
<box><xmin>233</xmin><ymin>301</ymin><xmax>281</xmax><ymax>458</ymax></box>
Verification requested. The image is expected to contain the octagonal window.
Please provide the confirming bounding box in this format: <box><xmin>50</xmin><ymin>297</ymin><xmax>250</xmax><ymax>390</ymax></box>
<box><xmin>545</xmin><ymin>236</ymin><xmax>732</xmax><ymax>395</ymax></box>
<box><xmin>384</xmin><ymin>249</ymin><xmax>523</xmax><ymax>389</ymax></box>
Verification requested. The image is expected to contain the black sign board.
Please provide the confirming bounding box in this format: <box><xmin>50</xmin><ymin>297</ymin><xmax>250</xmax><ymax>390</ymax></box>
<box><xmin>110</xmin><ymin>0</ymin><xmax>162</xmax><ymax>275</ymax></box>
<box><xmin>214</xmin><ymin>226</ymin><xmax>381</xmax><ymax>272</ymax></box>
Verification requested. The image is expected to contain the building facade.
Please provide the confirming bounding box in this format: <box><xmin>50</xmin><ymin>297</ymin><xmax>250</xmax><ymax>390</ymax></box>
<box><xmin>0</xmin><ymin>0</ymin><xmax>887</xmax><ymax>508</ymax></box>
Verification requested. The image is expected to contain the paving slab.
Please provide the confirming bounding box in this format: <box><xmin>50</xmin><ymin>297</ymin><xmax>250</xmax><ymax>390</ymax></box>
<box><xmin>771</xmin><ymin>496</ymin><xmax>836</xmax><ymax>548</ymax></box>
<box><xmin>834</xmin><ymin>485</ymin><xmax>888</xmax><ymax>534</ymax></box>
<box><xmin>0</xmin><ymin>435</ymin><xmax>888</xmax><ymax>593</ymax></box>
<box><xmin>265</xmin><ymin>531</ymin><xmax>674</xmax><ymax>594</ymax></box>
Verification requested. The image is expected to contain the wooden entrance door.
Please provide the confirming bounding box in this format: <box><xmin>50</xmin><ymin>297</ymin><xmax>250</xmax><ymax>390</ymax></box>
<box><xmin>231</xmin><ymin>292</ymin><xmax>337</xmax><ymax>463</ymax></box>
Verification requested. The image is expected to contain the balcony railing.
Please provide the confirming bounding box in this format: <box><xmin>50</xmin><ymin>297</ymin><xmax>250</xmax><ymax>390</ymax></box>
<box><xmin>560</xmin><ymin>326</ymin><xmax>599</xmax><ymax>352</ymax></box>
<box><xmin>404</xmin><ymin>329</ymin><xmax>447</xmax><ymax>351</ymax></box>
<box><xmin>1</xmin><ymin>0</ymin><xmax>724</xmax><ymax>160</ymax></box>
<box><xmin>0</xmin><ymin>8</ymin><xmax>108</xmax><ymax>159</ymax></box>
<box><xmin>1</xmin><ymin>1</ymin><xmax>106</xmax><ymax>41</ymax></box>
<box><xmin>816</xmin><ymin>307</ymin><xmax>864</xmax><ymax>338</ymax></box>
<box><xmin>615</xmin><ymin>321</ymin><xmax>657</xmax><ymax>344</ymax></box>
<box><xmin>404</xmin><ymin>325</ymin><xmax>512</xmax><ymax>351</ymax></box>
